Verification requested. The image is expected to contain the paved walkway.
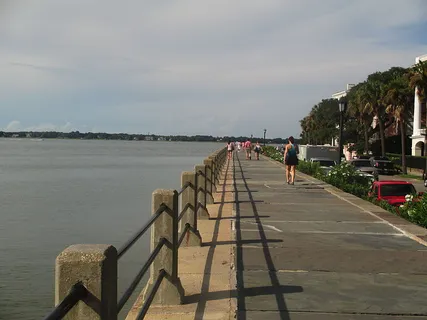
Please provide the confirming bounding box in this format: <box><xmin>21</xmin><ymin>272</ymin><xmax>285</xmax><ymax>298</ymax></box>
<box><xmin>233</xmin><ymin>152</ymin><xmax>427</xmax><ymax>319</ymax></box>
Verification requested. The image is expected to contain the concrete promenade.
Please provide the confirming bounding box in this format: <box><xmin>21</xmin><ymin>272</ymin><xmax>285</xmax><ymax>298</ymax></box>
<box><xmin>233</xmin><ymin>152</ymin><xmax>427</xmax><ymax>319</ymax></box>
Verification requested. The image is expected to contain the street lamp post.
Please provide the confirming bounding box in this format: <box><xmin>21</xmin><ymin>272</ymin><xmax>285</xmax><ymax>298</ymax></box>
<box><xmin>263</xmin><ymin>129</ymin><xmax>267</xmax><ymax>146</ymax></box>
<box><xmin>338</xmin><ymin>101</ymin><xmax>346</xmax><ymax>164</ymax></box>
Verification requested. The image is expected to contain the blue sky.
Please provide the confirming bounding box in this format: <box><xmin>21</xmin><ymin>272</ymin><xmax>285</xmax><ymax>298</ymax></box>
<box><xmin>1</xmin><ymin>1</ymin><xmax>426</xmax><ymax>138</ymax></box>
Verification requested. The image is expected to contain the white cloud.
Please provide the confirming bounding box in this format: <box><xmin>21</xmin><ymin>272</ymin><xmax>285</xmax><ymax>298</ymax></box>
<box><xmin>0</xmin><ymin>1</ymin><xmax>426</xmax><ymax>137</ymax></box>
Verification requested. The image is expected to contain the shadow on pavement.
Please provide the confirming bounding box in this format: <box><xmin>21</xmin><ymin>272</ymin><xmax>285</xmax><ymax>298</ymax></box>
<box><xmin>233</xmin><ymin>153</ymin><xmax>303</xmax><ymax>320</ymax></box>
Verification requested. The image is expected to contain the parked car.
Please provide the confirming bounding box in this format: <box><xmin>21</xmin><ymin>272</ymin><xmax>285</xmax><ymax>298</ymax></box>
<box><xmin>310</xmin><ymin>157</ymin><xmax>336</xmax><ymax>174</ymax></box>
<box><xmin>348</xmin><ymin>159</ymin><xmax>379</xmax><ymax>181</ymax></box>
<box><xmin>368</xmin><ymin>180</ymin><xmax>422</xmax><ymax>206</ymax></box>
<box><xmin>369</xmin><ymin>156</ymin><xmax>394</xmax><ymax>175</ymax></box>
<box><xmin>355</xmin><ymin>155</ymin><xmax>371</xmax><ymax>160</ymax></box>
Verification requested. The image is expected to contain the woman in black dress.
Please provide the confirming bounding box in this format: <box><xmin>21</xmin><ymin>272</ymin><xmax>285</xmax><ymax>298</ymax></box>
<box><xmin>284</xmin><ymin>136</ymin><xmax>298</xmax><ymax>185</ymax></box>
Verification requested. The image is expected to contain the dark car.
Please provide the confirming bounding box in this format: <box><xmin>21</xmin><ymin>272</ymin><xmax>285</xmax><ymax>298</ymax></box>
<box><xmin>348</xmin><ymin>159</ymin><xmax>379</xmax><ymax>180</ymax></box>
<box><xmin>369</xmin><ymin>156</ymin><xmax>394</xmax><ymax>175</ymax></box>
<box><xmin>356</xmin><ymin>155</ymin><xmax>371</xmax><ymax>160</ymax></box>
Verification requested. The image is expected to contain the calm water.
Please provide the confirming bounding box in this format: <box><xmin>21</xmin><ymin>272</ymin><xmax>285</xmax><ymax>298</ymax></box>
<box><xmin>0</xmin><ymin>139</ymin><xmax>223</xmax><ymax>320</ymax></box>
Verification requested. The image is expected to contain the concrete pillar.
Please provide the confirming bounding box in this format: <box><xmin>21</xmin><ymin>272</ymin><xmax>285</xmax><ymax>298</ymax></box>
<box><xmin>143</xmin><ymin>189</ymin><xmax>184</xmax><ymax>305</ymax></box>
<box><xmin>213</xmin><ymin>152</ymin><xmax>220</xmax><ymax>186</ymax></box>
<box><xmin>413</xmin><ymin>86</ymin><xmax>421</xmax><ymax>136</ymax></box>
<box><xmin>195</xmin><ymin>165</ymin><xmax>210</xmax><ymax>219</ymax></box>
<box><xmin>209</xmin><ymin>155</ymin><xmax>217</xmax><ymax>193</ymax></box>
<box><xmin>55</xmin><ymin>244</ymin><xmax>117</xmax><ymax>320</ymax></box>
<box><xmin>180</xmin><ymin>172</ymin><xmax>202</xmax><ymax>246</ymax></box>
<box><xmin>216</xmin><ymin>151</ymin><xmax>223</xmax><ymax>180</ymax></box>
<box><xmin>203</xmin><ymin>158</ymin><xmax>214</xmax><ymax>204</ymax></box>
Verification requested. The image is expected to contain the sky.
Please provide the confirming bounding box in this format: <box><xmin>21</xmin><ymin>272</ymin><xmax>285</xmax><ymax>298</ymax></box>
<box><xmin>1</xmin><ymin>1</ymin><xmax>427</xmax><ymax>138</ymax></box>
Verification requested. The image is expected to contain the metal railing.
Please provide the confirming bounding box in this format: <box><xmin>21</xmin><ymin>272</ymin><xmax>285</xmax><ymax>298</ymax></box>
<box><xmin>42</xmin><ymin>146</ymin><xmax>227</xmax><ymax>320</ymax></box>
<box><xmin>43</xmin><ymin>283</ymin><xmax>88</xmax><ymax>320</ymax></box>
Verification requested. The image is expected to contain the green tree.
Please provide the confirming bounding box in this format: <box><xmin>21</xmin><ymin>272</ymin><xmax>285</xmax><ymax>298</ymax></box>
<box><xmin>362</xmin><ymin>71</ymin><xmax>394</xmax><ymax>156</ymax></box>
<box><xmin>347</xmin><ymin>82</ymin><xmax>372</xmax><ymax>153</ymax></box>
<box><xmin>409</xmin><ymin>59</ymin><xmax>427</xmax><ymax>103</ymax></box>
<box><xmin>384</xmin><ymin>71</ymin><xmax>413</xmax><ymax>174</ymax></box>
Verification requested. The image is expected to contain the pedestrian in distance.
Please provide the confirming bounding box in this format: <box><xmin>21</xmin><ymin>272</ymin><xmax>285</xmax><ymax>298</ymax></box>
<box><xmin>227</xmin><ymin>140</ymin><xmax>234</xmax><ymax>160</ymax></box>
<box><xmin>284</xmin><ymin>136</ymin><xmax>298</xmax><ymax>185</ymax></box>
<box><xmin>245</xmin><ymin>139</ymin><xmax>252</xmax><ymax>160</ymax></box>
<box><xmin>254</xmin><ymin>141</ymin><xmax>262</xmax><ymax>160</ymax></box>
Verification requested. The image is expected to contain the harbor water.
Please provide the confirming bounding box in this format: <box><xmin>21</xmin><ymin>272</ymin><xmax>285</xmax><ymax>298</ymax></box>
<box><xmin>0</xmin><ymin>139</ymin><xmax>223</xmax><ymax>319</ymax></box>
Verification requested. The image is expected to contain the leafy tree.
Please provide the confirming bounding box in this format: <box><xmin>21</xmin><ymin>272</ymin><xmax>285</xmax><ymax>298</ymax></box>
<box><xmin>347</xmin><ymin>82</ymin><xmax>372</xmax><ymax>153</ymax></box>
<box><xmin>384</xmin><ymin>70</ymin><xmax>414</xmax><ymax>173</ymax></box>
<box><xmin>362</xmin><ymin>72</ymin><xmax>388</xmax><ymax>156</ymax></box>
<box><xmin>299</xmin><ymin>99</ymin><xmax>340</xmax><ymax>145</ymax></box>
<box><xmin>409</xmin><ymin>59</ymin><xmax>427</xmax><ymax>103</ymax></box>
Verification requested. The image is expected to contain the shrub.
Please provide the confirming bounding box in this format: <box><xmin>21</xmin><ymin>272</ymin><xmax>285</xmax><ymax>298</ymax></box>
<box><xmin>297</xmin><ymin>160</ymin><xmax>323</xmax><ymax>177</ymax></box>
<box><xmin>398</xmin><ymin>193</ymin><xmax>427</xmax><ymax>228</ymax></box>
<box><xmin>261</xmin><ymin>146</ymin><xmax>284</xmax><ymax>163</ymax></box>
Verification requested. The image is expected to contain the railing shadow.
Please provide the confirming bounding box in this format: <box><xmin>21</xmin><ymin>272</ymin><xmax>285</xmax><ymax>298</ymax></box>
<box><xmin>233</xmin><ymin>153</ymin><xmax>303</xmax><ymax>319</ymax></box>
<box><xmin>185</xmin><ymin>284</ymin><xmax>302</xmax><ymax>303</ymax></box>
<box><xmin>193</xmin><ymin>159</ymin><xmax>231</xmax><ymax>320</ymax></box>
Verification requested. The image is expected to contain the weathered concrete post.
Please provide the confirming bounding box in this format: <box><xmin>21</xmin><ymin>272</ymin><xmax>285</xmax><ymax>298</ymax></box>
<box><xmin>195</xmin><ymin>164</ymin><xmax>210</xmax><ymax>219</ymax></box>
<box><xmin>209</xmin><ymin>155</ymin><xmax>217</xmax><ymax>193</ymax></box>
<box><xmin>212</xmin><ymin>152</ymin><xmax>220</xmax><ymax>187</ymax></box>
<box><xmin>55</xmin><ymin>244</ymin><xmax>117</xmax><ymax>320</ymax></box>
<box><xmin>217</xmin><ymin>149</ymin><xmax>226</xmax><ymax>181</ymax></box>
<box><xmin>180</xmin><ymin>172</ymin><xmax>202</xmax><ymax>246</ymax></box>
<box><xmin>203</xmin><ymin>158</ymin><xmax>214</xmax><ymax>204</ymax></box>
<box><xmin>143</xmin><ymin>189</ymin><xmax>184</xmax><ymax>304</ymax></box>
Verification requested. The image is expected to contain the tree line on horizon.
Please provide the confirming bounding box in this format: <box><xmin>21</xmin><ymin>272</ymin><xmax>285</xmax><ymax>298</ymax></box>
<box><xmin>0</xmin><ymin>131</ymin><xmax>293</xmax><ymax>144</ymax></box>
<box><xmin>299</xmin><ymin>59</ymin><xmax>427</xmax><ymax>174</ymax></box>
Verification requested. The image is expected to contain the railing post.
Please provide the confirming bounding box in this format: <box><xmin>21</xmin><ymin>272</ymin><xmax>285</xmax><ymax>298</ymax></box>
<box><xmin>142</xmin><ymin>189</ymin><xmax>184</xmax><ymax>305</ymax></box>
<box><xmin>180</xmin><ymin>172</ymin><xmax>202</xmax><ymax>246</ymax></box>
<box><xmin>55</xmin><ymin>245</ymin><xmax>117</xmax><ymax>320</ymax></box>
<box><xmin>217</xmin><ymin>150</ymin><xmax>223</xmax><ymax>180</ymax></box>
<box><xmin>195</xmin><ymin>164</ymin><xmax>210</xmax><ymax>219</ymax></box>
<box><xmin>217</xmin><ymin>149</ymin><xmax>225</xmax><ymax>180</ymax></box>
<box><xmin>212</xmin><ymin>152</ymin><xmax>219</xmax><ymax>187</ymax></box>
<box><xmin>209</xmin><ymin>155</ymin><xmax>217</xmax><ymax>193</ymax></box>
<box><xmin>203</xmin><ymin>158</ymin><xmax>214</xmax><ymax>204</ymax></box>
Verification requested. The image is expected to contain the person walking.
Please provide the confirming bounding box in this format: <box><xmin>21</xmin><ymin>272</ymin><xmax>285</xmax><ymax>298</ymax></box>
<box><xmin>254</xmin><ymin>141</ymin><xmax>262</xmax><ymax>160</ymax></box>
<box><xmin>227</xmin><ymin>140</ymin><xmax>234</xmax><ymax>160</ymax></box>
<box><xmin>244</xmin><ymin>139</ymin><xmax>252</xmax><ymax>160</ymax></box>
<box><xmin>284</xmin><ymin>136</ymin><xmax>298</xmax><ymax>185</ymax></box>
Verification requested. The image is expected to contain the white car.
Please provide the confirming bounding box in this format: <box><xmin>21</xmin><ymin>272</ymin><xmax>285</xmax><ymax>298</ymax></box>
<box><xmin>310</xmin><ymin>157</ymin><xmax>337</xmax><ymax>175</ymax></box>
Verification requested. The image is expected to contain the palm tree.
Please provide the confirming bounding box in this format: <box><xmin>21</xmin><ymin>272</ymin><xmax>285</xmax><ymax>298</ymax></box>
<box><xmin>347</xmin><ymin>83</ymin><xmax>372</xmax><ymax>154</ymax></box>
<box><xmin>362</xmin><ymin>74</ymin><xmax>387</xmax><ymax>156</ymax></box>
<box><xmin>384</xmin><ymin>74</ymin><xmax>414</xmax><ymax>174</ymax></box>
<box><xmin>409</xmin><ymin>59</ymin><xmax>427</xmax><ymax>102</ymax></box>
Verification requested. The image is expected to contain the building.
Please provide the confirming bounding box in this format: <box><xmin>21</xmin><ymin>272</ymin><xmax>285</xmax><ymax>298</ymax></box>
<box><xmin>411</xmin><ymin>54</ymin><xmax>427</xmax><ymax>156</ymax></box>
<box><xmin>331</xmin><ymin>84</ymin><xmax>355</xmax><ymax>101</ymax></box>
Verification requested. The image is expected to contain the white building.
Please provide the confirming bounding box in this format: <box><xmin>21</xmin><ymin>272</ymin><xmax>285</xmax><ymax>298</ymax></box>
<box><xmin>331</xmin><ymin>84</ymin><xmax>355</xmax><ymax>101</ymax></box>
<box><xmin>411</xmin><ymin>54</ymin><xmax>427</xmax><ymax>156</ymax></box>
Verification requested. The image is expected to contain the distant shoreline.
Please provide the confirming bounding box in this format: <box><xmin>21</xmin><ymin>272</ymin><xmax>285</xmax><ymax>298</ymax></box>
<box><xmin>0</xmin><ymin>132</ymin><xmax>289</xmax><ymax>143</ymax></box>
